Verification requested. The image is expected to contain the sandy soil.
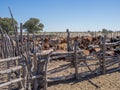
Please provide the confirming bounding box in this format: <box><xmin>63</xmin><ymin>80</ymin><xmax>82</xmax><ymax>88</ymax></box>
<box><xmin>0</xmin><ymin>58</ymin><xmax>120</xmax><ymax>90</ymax></box>
<box><xmin>48</xmin><ymin>72</ymin><xmax>120</xmax><ymax>90</ymax></box>
<box><xmin>47</xmin><ymin>60</ymin><xmax>120</xmax><ymax>90</ymax></box>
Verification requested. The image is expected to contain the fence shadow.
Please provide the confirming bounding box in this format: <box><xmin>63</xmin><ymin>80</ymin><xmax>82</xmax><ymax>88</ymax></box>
<box><xmin>48</xmin><ymin>67</ymin><xmax>120</xmax><ymax>88</ymax></box>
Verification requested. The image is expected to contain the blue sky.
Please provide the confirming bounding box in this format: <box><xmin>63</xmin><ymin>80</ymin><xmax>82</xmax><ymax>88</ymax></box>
<box><xmin>0</xmin><ymin>0</ymin><xmax>120</xmax><ymax>32</ymax></box>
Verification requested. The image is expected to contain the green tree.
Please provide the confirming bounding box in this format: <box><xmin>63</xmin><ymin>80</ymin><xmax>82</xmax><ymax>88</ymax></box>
<box><xmin>108</xmin><ymin>30</ymin><xmax>113</xmax><ymax>33</ymax></box>
<box><xmin>23</xmin><ymin>18</ymin><xmax>44</xmax><ymax>33</ymax></box>
<box><xmin>102</xmin><ymin>28</ymin><xmax>108</xmax><ymax>34</ymax></box>
<box><xmin>98</xmin><ymin>31</ymin><xmax>101</xmax><ymax>33</ymax></box>
<box><xmin>87</xmin><ymin>30</ymin><xmax>91</xmax><ymax>33</ymax></box>
<box><xmin>0</xmin><ymin>17</ymin><xmax>18</xmax><ymax>34</ymax></box>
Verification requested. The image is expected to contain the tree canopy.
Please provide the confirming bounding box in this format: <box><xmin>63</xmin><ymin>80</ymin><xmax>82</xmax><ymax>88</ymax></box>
<box><xmin>0</xmin><ymin>17</ymin><xmax>18</xmax><ymax>33</ymax></box>
<box><xmin>23</xmin><ymin>18</ymin><xmax>44</xmax><ymax>33</ymax></box>
<box><xmin>102</xmin><ymin>28</ymin><xmax>113</xmax><ymax>34</ymax></box>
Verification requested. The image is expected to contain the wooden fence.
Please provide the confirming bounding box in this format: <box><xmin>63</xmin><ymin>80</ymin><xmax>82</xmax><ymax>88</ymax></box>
<box><xmin>0</xmin><ymin>27</ymin><xmax>120</xmax><ymax>90</ymax></box>
<box><xmin>0</xmin><ymin>50</ymin><xmax>53</xmax><ymax>90</ymax></box>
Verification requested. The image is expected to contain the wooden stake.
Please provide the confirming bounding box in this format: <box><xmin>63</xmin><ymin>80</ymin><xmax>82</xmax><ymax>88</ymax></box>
<box><xmin>118</xmin><ymin>56</ymin><xmax>120</xmax><ymax>68</ymax></box>
<box><xmin>66</xmin><ymin>29</ymin><xmax>71</xmax><ymax>51</ymax></box>
<box><xmin>102</xmin><ymin>35</ymin><xmax>106</xmax><ymax>74</ymax></box>
<box><xmin>74</xmin><ymin>40</ymin><xmax>79</xmax><ymax>79</ymax></box>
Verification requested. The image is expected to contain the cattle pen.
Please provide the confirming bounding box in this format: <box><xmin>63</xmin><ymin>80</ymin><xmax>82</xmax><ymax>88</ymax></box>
<box><xmin>0</xmin><ymin>26</ymin><xmax>120</xmax><ymax>90</ymax></box>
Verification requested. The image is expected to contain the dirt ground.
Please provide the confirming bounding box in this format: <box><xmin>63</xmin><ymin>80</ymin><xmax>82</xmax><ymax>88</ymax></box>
<box><xmin>0</xmin><ymin>59</ymin><xmax>120</xmax><ymax>90</ymax></box>
<box><xmin>47</xmin><ymin>72</ymin><xmax>120</xmax><ymax>90</ymax></box>
<box><xmin>47</xmin><ymin>60</ymin><xmax>120</xmax><ymax>90</ymax></box>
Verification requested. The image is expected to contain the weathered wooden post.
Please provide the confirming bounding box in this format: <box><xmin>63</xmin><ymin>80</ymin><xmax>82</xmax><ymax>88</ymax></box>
<box><xmin>118</xmin><ymin>56</ymin><xmax>120</xmax><ymax>68</ymax></box>
<box><xmin>32</xmin><ymin>31</ymin><xmax>39</xmax><ymax>90</ymax></box>
<box><xmin>26</xmin><ymin>32</ymin><xmax>32</xmax><ymax>90</ymax></box>
<box><xmin>0</xmin><ymin>26</ymin><xmax>8</xmax><ymax>58</ymax></box>
<box><xmin>99</xmin><ymin>35</ymin><xmax>106</xmax><ymax>74</ymax></box>
<box><xmin>8</xmin><ymin>7</ymin><xmax>20</xmax><ymax>56</ymax></box>
<box><xmin>20</xmin><ymin>23</ymin><xmax>23</xmax><ymax>42</ymax></box>
<box><xmin>74</xmin><ymin>40</ymin><xmax>79</xmax><ymax>79</ymax></box>
<box><xmin>45</xmin><ymin>52</ymin><xmax>52</xmax><ymax>90</ymax></box>
<box><xmin>0</xmin><ymin>26</ymin><xmax>12</xmax><ymax>90</ymax></box>
<box><xmin>33</xmin><ymin>54</ymin><xmax>38</xmax><ymax>90</ymax></box>
<box><xmin>102</xmin><ymin>35</ymin><xmax>106</xmax><ymax>74</ymax></box>
<box><xmin>66</xmin><ymin>29</ymin><xmax>72</xmax><ymax>51</ymax></box>
<box><xmin>20</xmin><ymin>23</ymin><xmax>26</xmax><ymax>89</ymax></box>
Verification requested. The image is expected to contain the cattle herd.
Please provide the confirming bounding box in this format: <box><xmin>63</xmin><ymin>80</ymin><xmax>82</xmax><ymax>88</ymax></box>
<box><xmin>0</xmin><ymin>27</ymin><xmax>120</xmax><ymax>90</ymax></box>
<box><xmin>19</xmin><ymin>32</ymin><xmax>120</xmax><ymax>56</ymax></box>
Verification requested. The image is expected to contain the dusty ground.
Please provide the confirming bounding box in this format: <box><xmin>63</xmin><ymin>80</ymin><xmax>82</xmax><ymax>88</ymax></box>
<box><xmin>47</xmin><ymin>60</ymin><xmax>120</xmax><ymax>90</ymax></box>
<box><xmin>0</xmin><ymin>58</ymin><xmax>120</xmax><ymax>90</ymax></box>
<box><xmin>47</xmin><ymin>72</ymin><xmax>120</xmax><ymax>90</ymax></box>
<box><xmin>0</xmin><ymin>62</ymin><xmax>18</xmax><ymax>90</ymax></box>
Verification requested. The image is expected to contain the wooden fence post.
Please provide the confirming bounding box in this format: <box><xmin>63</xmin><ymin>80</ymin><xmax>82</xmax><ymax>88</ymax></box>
<box><xmin>20</xmin><ymin>23</ymin><xmax>23</xmax><ymax>42</ymax></box>
<box><xmin>20</xmin><ymin>23</ymin><xmax>26</xmax><ymax>89</ymax></box>
<box><xmin>118</xmin><ymin>56</ymin><xmax>120</xmax><ymax>68</ymax></box>
<box><xmin>99</xmin><ymin>35</ymin><xmax>106</xmax><ymax>74</ymax></box>
<box><xmin>44</xmin><ymin>51</ymin><xmax>53</xmax><ymax>90</ymax></box>
<box><xmin>66</xmin><ymin>29</ymin><xmax>72</xmax><ymax>51</ymax></box>
<box><xmin>102</xmin><ymin>35</ymin><xmax>106</xmax><ymax>74</ymax></box>
<box><xmin>26</xmin><ymin>32</ymin><xmax>32</xmax><ymax>90</ymax></box>
<box><xmin>74</xmin><ymin>40</ymin><xmax>79</xmax><ymax>79</ymax></box>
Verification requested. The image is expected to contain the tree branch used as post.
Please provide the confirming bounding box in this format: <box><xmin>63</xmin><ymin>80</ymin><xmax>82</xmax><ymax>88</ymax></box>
<box><xmin>74</xmin><ymin>40</ymin><xmax>79</xmax><ymax>79</ymax></box>
<box><xmin>102</xmin><ymin>35</ymin><xmax>106</xmax><ymax>74</ymax></box>
<box><xmin>66</xmin><ymin>29</ymin><xmax>72</xmax><ymax>51</ymax></box>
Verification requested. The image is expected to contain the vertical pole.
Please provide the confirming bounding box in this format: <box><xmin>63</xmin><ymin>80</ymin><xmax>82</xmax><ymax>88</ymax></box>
<box><xmin>0</xmin><ymin>26</ymin><xmax>11</xmax><ymax>89</ymax></box>
<box><xmin>66</xmin><ymin>29</ymin><xmax>71</xmax><ymax>51</ymax></box>
<box><xmin>118</xmin><ymin>56</ymin><xmax>120</xmax><ymax>68</ymax></box>
<box><xmin>44</xmin><ymin>51</ymin><xmax>52</xmax><ymax>90</ymax></box>
<box><xmin>20</xmin><ymin>23</ymin><xmax>23</xmax><ymax>43</ymax></box>
<box><xmin>74</xmin><ymin>40</ymin><xmax>79</xmax><ymax>79</ymax></box>
<box><xmin>32</xmin><ymin>31</ymin><xmax>39</xmax><ymax>90</ymax></box>
<box><xmin>102</xmin><ymin>35</ymin><xmax>106</xmax><ymax>74</ymax></box>
<box><xmin>26</xmin><ymin>32</ymin><xmax>32</xmax><ymax>90</ymax></box>
<box><xmin>20</xmin><ymin>23</ymin><xmax>26</xmax><ymax>89</ymax></box>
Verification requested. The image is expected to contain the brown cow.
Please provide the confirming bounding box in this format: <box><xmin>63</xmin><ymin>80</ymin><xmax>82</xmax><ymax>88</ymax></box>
<box><xmin>57</xmin><ymin>43</ymin><xmax>67</xmax><ymax>50</ymax></box>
